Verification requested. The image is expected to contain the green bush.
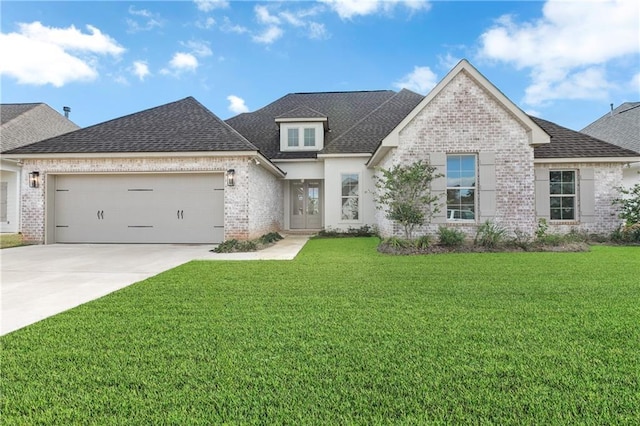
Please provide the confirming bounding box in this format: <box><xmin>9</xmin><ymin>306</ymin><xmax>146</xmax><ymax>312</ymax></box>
<box><xmin>611</xmin><ymin>224</ymin><xmax>640</xmax><ymax>243</ymax></box>
<box><xmin>317</xmin><ymin>225</ymin><xmax>377</xmax><ymax>238</ymax></box>
<box><xmin>438</xmin><ymin>226</ymin><xmax>465</xmax><ymax>247</ymax></box>
<box><xmin>474</xmin><ymin>220</ymin><xmax>507</xmax><ymax>248</ymax></box>
<box><xmin>511</xmin><ymin>229</ymin><xmax>533</xmax><ymax>250</ymax></box>
<box><xmin>259</xmin><ymin>232</ymin><xmax>284</xmax><ymax>244</ymax></box>
<box><xmin>384</xmin><ymin>236</ymin><xmax>413</xmax><ymax>249</ymax></box>
<box><xmin>415</xmin><ymin>235</ymin><xmax>432</xmax><ymax>249</ymax></box>
<box><xmin>536</xmin><ymin>233</ymin><xmax>565</xmax><ymax>246</ymax></box>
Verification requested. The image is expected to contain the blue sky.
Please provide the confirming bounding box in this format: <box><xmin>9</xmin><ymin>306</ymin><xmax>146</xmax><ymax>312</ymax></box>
<box><xmin>1</xmin><ymin>0</ymin><xmax>638</xmax><ymax>131</ymax></box>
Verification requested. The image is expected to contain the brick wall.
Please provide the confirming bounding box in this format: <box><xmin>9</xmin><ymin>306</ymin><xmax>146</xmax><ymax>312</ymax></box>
<box><xmin>535</xmin><ymin>162</ymin><xmax>623</xmax><ymax>235</ymax></box>
<box><xmin>20</xmin><ymin>156</ymin><xmax>283</xmax><ymax>243</ymax></box>
<box><xmin>376</xmin><ymin>70</ymin><xmax>537</xmax><ymax>238</ymax></box>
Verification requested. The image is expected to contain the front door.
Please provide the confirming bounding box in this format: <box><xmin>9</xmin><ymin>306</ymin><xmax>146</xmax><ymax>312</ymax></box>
<box><xmin>290</xmin><ymin>180</ymin><xmax>322</xmax><ymax>229</ymax></box>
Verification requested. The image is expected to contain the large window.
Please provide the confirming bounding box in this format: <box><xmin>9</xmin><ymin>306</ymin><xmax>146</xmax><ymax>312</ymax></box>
<box><xmin>304</xmin><ymin>128</ymin><xmax>316</xmax><ymax>147</ymax></box>
<box><xmin>287</xmin><ymin>128</ymin><xmax>299</xmax><ymax>147</ymax></box>
<box><xmin>446</xmin><ymin>154</ymin><xmax>476</xmax><ymax>221</ymax></box>
<box><xmin>549</xmin><ymin>170</ymin><xmax>576</xmax><ymax>220</ymax></box>
<box><xmin>341</xmin><ymin>174</ymin><xmax>359</xmax><ymax>220</ymax></box>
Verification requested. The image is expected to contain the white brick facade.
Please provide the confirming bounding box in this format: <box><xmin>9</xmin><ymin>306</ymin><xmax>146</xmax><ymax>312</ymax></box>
<box><xmin>376</xmin><ymin>71</ymin><xmax>537</xmax><ymax>238</ymax></box>
<box><xmin>20</xmin><ymin>156</ymin><xmax>283</xmax><ymax>243</ymax></box>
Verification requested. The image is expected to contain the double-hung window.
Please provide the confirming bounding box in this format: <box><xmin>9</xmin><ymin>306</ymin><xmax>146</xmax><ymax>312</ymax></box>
<box><xmin>446</xmin><ymin>154</ymin><xmax>476</xmax><ymax>221</ymax></box>
<box><xmin>549</xmin><ymin>170</ymin><xmax>576</xmax><ymax>220</ymax></box>
<box><xmin>304</xmin><ymin>128</ymin><xmax>315</xmax><ymax>147</ymax></box>
<box><xmin>341</xmin><ymin>174</ymin><xmax>359</xmax><ymax>220</ymax></box>
<box><xmin>287</xmin><ymin>128</ymin><xmax>299</xmax><ymax>147</ymax></box>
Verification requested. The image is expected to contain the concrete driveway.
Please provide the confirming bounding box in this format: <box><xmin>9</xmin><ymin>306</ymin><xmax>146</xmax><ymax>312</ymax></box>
<box><xmin>0</xmin><ymin>236</ymin><xmax>309</xmax><ymax>336</ymax></box>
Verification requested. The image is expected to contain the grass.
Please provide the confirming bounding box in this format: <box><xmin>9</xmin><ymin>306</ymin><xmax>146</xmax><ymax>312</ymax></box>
<box><xmin>0</xmin><ymin>233</ymin><xmax>25</xmax><ymax>249</ymax></box>
<box><xmin>2</xmin><ymin>238</ymin><xmax>639</xmax><ymax>424</ymax></box>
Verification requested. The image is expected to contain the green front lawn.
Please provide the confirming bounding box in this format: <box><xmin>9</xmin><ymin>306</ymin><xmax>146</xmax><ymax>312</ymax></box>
<box><xmin>2</xmin><ymin>238</ymin><xmax>639</xmax><ymax>424</ymax></box>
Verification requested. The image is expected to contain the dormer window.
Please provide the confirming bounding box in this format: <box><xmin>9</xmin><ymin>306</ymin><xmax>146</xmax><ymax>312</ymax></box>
<box><xmin>276</xmin><ymin>106</ymin><xmax>328</xmax><ymax>152</ymax></box>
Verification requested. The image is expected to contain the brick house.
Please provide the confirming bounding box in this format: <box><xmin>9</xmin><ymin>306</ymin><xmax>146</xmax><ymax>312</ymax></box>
<box><xmin>1</xmin><ymin>103</ymin><xmax>79</xmax><ymax>233</ymax></box>
<box><xmin>4</xmin><ymin>60</ymin><xmax>639</xmax><ymax>244</ymax></box>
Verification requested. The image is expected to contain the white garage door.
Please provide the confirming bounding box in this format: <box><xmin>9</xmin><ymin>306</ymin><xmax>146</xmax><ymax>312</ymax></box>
<box><xmin>54</xmin><ymin>174</ymin><xmax>224</xmax><ymax>243</ymax></box>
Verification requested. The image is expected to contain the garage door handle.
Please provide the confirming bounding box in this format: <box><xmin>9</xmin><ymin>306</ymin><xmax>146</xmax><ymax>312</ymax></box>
<box><xmin>97</xmin><ymin>210</ymin><xmax>104</xmax><ymax>220</ymax></box>
<box><xmin>181</xmin><ymin>210</ymin><xmax>184</xmax><ymax>219</ymax></box>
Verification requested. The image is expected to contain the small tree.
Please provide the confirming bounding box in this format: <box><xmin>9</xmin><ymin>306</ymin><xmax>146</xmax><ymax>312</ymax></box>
<box><xmin>373</xmin><ymin>160</ymin><xmax>443</xmax><ymax>239</ymax></box>
<box><xmin>613</xmin><ymin>183</ymin><xmax>640</xmax><ymax>225</ymax></box>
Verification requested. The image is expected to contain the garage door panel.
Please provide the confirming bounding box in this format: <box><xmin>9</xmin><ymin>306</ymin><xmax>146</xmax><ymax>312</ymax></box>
<box><xmin>54</xmin><ymin>174</ymin><xmax>224</xmax><ymax>244</ymax></box>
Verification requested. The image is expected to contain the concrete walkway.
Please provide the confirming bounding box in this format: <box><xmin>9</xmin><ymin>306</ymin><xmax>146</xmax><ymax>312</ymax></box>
<box><xmin>0</xmin><ymin>234</ymin><xmax>310</xmax><ymax>335</ymax></box>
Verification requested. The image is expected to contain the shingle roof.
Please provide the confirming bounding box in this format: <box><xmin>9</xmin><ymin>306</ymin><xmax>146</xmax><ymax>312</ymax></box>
<box><xmin>276</xmin><ymin>106</ymin><xmax>327</xmax><ymax>120</ymax></box>
<box><xmin>1</xmin><ymin>103</ymin><xmax>41</xmax><ymax>125</ymax></box>
<box><xmin>5</xmin><ymin>97</ymin><xmax>258</xmax><ymax>154</ymax></box>
<box><xmin>323</xmin><ymin>89</ymin><xmax>424</xmax><ymax>154</ymax></box>
<box><xmin>580</xmin><ymin>102</ymin><xmax>640</xmax><ymax>154</ymax></box>
<box><xmin>226</xmin><ymin>90</ymin><xmax>403</xmax><ymax>159</ymax></box>
<box><xmin>531</xmin><ymin>116</ymin><xmax>639</xmax><ymax>159</ymax></box>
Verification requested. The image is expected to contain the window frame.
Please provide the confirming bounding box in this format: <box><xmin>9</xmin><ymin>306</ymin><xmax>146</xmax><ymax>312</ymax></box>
<box><xmin>279</xmin><ymin>122</ymin><xmax>324</xmax><ymax>152</ymax></box>
<box><xmin>340</xmin><ymin>173</ymin><xmax>360</xmax><ymax>222</ymax></box>
<box><xmin>549</xmin><ymin>169</ymin><xmax>577</xmax><ymax>222</ymax></box>
<box><xmin>446</xmin><ymin>154</ymin><xmax>477</xmax><ymax>222</ymax></box>
<box><xmin>287</xmin><ymin>128</ymin><xmax>299</xmax><ymax>147</ymax></box>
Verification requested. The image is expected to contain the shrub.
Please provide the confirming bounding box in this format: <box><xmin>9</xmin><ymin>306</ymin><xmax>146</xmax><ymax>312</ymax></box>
<box><xmin>535</xmin><ymin>218</ymin><xmax>548</xmax><ymax>240</ymax></box>
<box><xmin>611</xmin><ymin>223</ymin><xmax>640</xmax><ymax>243</ymax></box>
<box><xmin>259</xmin><ymin>232</ymin><xmax>284</xmax><ymax>244</ymax></box>
<box><xmin>511</xmin><ymin>229</ymin><xmax>533</xmax><ymax>250</ymax></box>
<box><xmin>613</xmin><ymin>183</ymin><xmax>640</xmax><ymax>226</ymax></box>
<box><xmin>438</xmin><ymin>226</ymin><xmax>465</xmax><ymax>247</ymax></box>
<box><xmin>384</xmin><ymin>237</ymin><xmax>412</xmax><ymax>249</ymax></box>
<box><xmin>415</xmin><ymin>235</ymin><xmax>432</xmax><ymax>249</ymax></box>
<box><xmin>474</xmin><ymin>220</ymin><xmax>507</xmax><ymax>248</ymax></box>
<box><xmin>317</xmin><ymin>226</ymin><xmax>377</xmax><ymax>238</ymax></box>
<box><xmin>536</xmin><ymin>233</ymin><xmax>565</xmax><ymax>246</ymax></box>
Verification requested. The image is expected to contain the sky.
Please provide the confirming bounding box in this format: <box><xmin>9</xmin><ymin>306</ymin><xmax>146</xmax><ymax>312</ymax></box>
<box><xmin>1</xmin><ymin>0</ymin><xmax>639</xmax><ymax>131</ymax></box>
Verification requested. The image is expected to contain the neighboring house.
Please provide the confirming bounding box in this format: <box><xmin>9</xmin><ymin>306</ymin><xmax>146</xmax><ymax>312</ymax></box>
<box><xmin>4</xmin><ymin>60</ymin><xmax>639</xmax><ymax>244</ymax></box>
<box><xmin>1</xmin><ymin>103</ymin><xmax>79</xmax><ymax>233</ymax></box>
<box><xmin>581</xmin><ymin>102</ymin><xmax>640</xmax><ymax>188</ymax></box>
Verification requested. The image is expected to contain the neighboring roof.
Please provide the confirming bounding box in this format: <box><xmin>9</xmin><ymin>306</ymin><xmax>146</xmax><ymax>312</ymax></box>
<box><xmin>5</xmin><ymin>97</ymin><xmax>258</xmax><ymax>154</ymax></box>
<box><xmin>1</xmin><ymin>103</ymin><xmax>40</xmax><ymax>125</ymax></box>
<box><xmin>581</xmin><ymin>102</ymin><xmax>640</xmax><ymax>154</ymax></box>
<box><xmin>532</xmin><ymin>116</ymin><xmax>640</xmax><ymax>159</ymax></box>
<box><xmin>226</xmin><ymin>90</ymin><xmax>407</xmax><ymax>159</ymax></box>
<box><xmin>1</xmin><ymin>103</ymin><xmax>79</xmax><ymax>152</ymax></box>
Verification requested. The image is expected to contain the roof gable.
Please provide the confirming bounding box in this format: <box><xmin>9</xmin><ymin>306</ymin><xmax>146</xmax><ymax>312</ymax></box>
<box><xmin>5</xmin><ymin>97</ymin><xmax>258</xmax><ymax>155</ymax></box>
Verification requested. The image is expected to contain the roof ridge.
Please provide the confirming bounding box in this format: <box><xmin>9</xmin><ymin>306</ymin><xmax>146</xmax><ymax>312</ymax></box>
<box><xmin>325</xmin><ymin>90</ymin><xmax>405</xmax><ymax>149</ymax></box>
<box><xmin>292</xmin><ymin>89</ymin><xmax>394</xmax><ymax>95</ymax></box>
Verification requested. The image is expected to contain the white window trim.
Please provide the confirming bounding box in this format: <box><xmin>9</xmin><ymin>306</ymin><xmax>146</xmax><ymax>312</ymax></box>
<box><xmin>549</xmin><ymin>169</ymin><xmax>578</xmax><ymax>222</ymax></box>
<box><xmin>279</xmin><ymin>122</ymin><xmax>324</xmax><ymax>152</ymax></box>
<box><xmin>340</xmin><ymin>172</ymin><xmax>361</xmax><ymax>223</ymax></box>
<box><xmin>446</xmin><ymin>153</ymin><xmax>477</xmax><ymax>223</ymax></box>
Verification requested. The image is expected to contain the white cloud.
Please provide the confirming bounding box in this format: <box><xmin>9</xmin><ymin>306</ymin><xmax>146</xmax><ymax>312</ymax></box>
<box><xmin>132</xmin><ymin>60</ymin><xmax>150</xmax><ymax>81</ymax></box>
<box><xmin>321</xmin><ymin>0</ymin><xmax>431</xmax><ymax>19</ymax></box>
<box><xmin>183</xmin><ymin>40</ymin><xmax>212</xmax><ymax>57</ymax></box>
<box><xmin>220</xmin><ymin>17</ymin><xmax>249</xmax><ymax>34</ymax></box>
<box><xmin>252</xmin><ymin>26</ymin><xmax>284</xmax><ymax>44</ymax></box>
<box><xmin>227</xmin><ymin>95</ymin><xmax>249</xmax><ymax>114</ymax></box>
<box><xmin>308</xmin><ymin>22</ymin><xmax>329</xmax><ymax>40</ymax></box>
<box><xmin>478</xmin><ymin>0</ymin><xmax>640</xmax><ymax>106</ymax></box>
<box><xmin>0</xmin><ymin>21</ymin><xmax>124</xmax><ymax>87</ymax></box>
<box><xmin>194</xmin><ymin>0</ymin><xmax>229</xmax><ymax>12</ymax></box>
<box><xmin>127</xmin><ymin>6</ymin><xmax>163</xmax><ymax>33</ymax></box>
<box><xmin>255</xmin><ymin>5</ymin><xmax>281</xmax><ymax>25</ymax></box>
<box><xmin>196</xmin><ymin>17</ymin><xmax>216</xmax><ymax>30</ymax></box>
<box><xmin>393</xmin><ymin>66</ymin><xmax>438</xmax><ymax>94</ymax></box>
<box><xmin>160</xmin><ymin>52</ymin><xmax>198</xmax><ymax>76</ymax></box>
<box><xmin>438</xmin><ymin>53</ymin><xmax>460</xmax><ymax>70</ymax></box>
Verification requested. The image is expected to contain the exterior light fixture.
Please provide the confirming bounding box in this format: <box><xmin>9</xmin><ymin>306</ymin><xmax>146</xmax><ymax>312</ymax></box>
<box><xmin>226</xmin><ymin>169</ymin><xmax>235</xmax><ymax>186</ymax></box>
<box><xmin>29</xmin><ymin>171</ymin><xmax>40</xmax><ymax>188</ymax></box>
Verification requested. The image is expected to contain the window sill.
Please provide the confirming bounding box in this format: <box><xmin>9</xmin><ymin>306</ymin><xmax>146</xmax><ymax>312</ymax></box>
<box><xmin>550</xmin><ymin>221</ymin><xmax>580</xmax><ymax>225</ymax></box>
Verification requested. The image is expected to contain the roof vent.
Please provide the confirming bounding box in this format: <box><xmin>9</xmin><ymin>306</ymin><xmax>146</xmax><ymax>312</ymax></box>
<box><xmin>610</xmin><ymin>103</ymin><xmax>614</xmax><ymax>117</ymax></box>
<box><xmin>63</xmin><ymin>106</ymin><xmax>71</xmax><ymax>119</ymax></box>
